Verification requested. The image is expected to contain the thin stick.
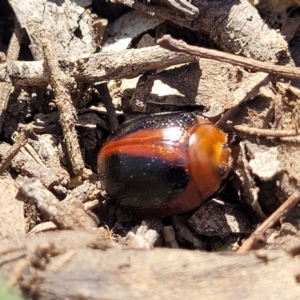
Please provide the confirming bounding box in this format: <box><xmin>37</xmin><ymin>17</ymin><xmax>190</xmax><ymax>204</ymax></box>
<box><xmin>157</xmin><ymin>35</ymin><xmax>300</xmax><ymax>80</ymax></box>
<box><xmin>234</xmin><ymin>125</ymin><xmax>300</xmax><ymax>137</ymax></box>
<box><xmin>96</xmin><ymin>83</ymin><xmax>119</xmax><ymax>131</ymax></box>
<box><xmin>164</xmin><ymin>0</ymin><xmax>199</xmax><ymax>19</ymax></box>
<box><xmin>0</xmin><ymin>20</ymin><xmax>23</xmax><ymax>133</ymax></box>
<box><xmin>41</xmin><ymin>33</ymin><xmax>84</xmax><ymax>176</ymax></box>
<box><xmin>16</xmin><ymin>176</ymin><xmax>97</xmax><ymax>231</ymax></box>
<box><xmin>237</xmin><ymin>191</ymin><xmax>300</xmax><ymax>253</ymax></box>
<box><xmin>0</xmin><ymin>46</ymin><xmax>196</xmax><ymax>86</ymax></box>
<box><xmin>0</xmin><ymin>127</ymin><xmax>29</xmax><ymax>175</ymax></box>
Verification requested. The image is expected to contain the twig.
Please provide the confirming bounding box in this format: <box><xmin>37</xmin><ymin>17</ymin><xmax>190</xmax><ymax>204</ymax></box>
<box><xmin>16</xmin><ymin>176</ymin><xmax>97</xmax><ymax>231</ymax></box>
<box><xmin>117</xmin><ymin>0</ymin><xmax>291</xmax><ymax>63</ymax></box>
<box><xmin>237</xmin><ymin>191</ymin><xmax>300</xmax><ymax>253</ymax></box>
<box><xmin>0</xmin><ymin>126</ymin><xmax>29</xmax><ymax>175</ymax></box>
<box><xmin>41</xmin><ymin>33</ymin><xmax>84</xmax><ymax>176</ymax></box>
<box><xmin>0</xmin><ymin>19</ymin><xmax>23</xmax><ymax>133</ymax></box>
<box><xmin>157</xmin><ymin>35</ymin><xmax>300</xmax><ymax>79</ymax></box>
<box><xmin>163</xmin><ymin>226</ymin><xmax>179</xmax><ymax>248</ymax></box>
<box><xmin>0</xmin><ymin>46</ymin><xmax>196</xmax><ymax>86</ymax></box>
<box><xmin>129</xmin><ymin>71</ymin><xmax>153</xmax><ymax>113</ymax></box>
<box><xmin>95</xmin><ymin>83</ymin><xmax>119</xmax><ymax>132</ymax></box>
<box><xmin>63</xmin><ymin>180</ymin><xmax>100</xmax><ymax>204</ymax></box>
<box><xmin>115</xmin><ymin>0</ymin><xmax>190</xmax><ymax>29</ymax></box>
<box><xmin>84</xmin><ymin>200</ymin><xmax>99</xmax><ymax>211</ymax></box>
<box><xmin>0</xmin><ymin>142</ymin><xmax>63</xmax><ymax>188</ymax></box>
<box><xmin>234</xmin><ymin>125</ymin><xmax>300</xmax><ymax>137</ymax></box>
<box><xmin>164</xmin><ymin>0</ymin><xmax>199</xmax><ymax>19</ymax></box>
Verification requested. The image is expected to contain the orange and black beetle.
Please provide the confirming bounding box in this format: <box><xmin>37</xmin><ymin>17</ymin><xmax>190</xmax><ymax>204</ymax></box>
<box><xmin>97</xmin><ymin>112</ymin><xmax>231</xmax><ymax>218</ymax></box>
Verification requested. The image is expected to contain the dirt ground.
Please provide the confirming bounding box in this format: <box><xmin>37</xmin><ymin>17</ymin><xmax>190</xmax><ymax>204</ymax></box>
<box><xmin>1</xmin><ymin>0</ymin><xmax>300</xmax><ymax>299</ymax></box>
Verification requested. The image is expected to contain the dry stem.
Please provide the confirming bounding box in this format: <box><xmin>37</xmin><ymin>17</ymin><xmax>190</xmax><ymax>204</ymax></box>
<box><xmin>16</xmin><ymin>176</ymin><xmax>97</xmax><ymax>231</ymax></box>
<box><xmin>117</xmin><ymin>0</ymin><xmax>291</xmax><ymax>63</ymax></box>
<box><xmin>234</xmin><ymin>125</ymin><xmax>300</xmax><ymax>137</ymax></box>
<box><xmin>96</xmin><ymin>83</ymin><xmax>119</xmax><ymax>131</ymax></box>
<box><xmin>157</xmin><ymin>35</ymin><xmax>300</xmax><ymax>79</ymax></box>
<box><xmin>237</xmin><ymin>191</ymin><xmax>300</xmax><ymax>253</ymax></box>
<box><xmin>41</xmin><ymin>34</ymin><xmax>84</xmax><ymax>176</ymax></box>
<box><xmin>0</xmin><ymin>20</ymin><xmax>23</xmax><ymax>133</ymax></box>
<box><xmin>0</xmin><ymin>46</ymin><xmax>196</xmax><ymax>86</ymax></box>
<box><xmin>0</xmin><ymin>127</ymin><xmax>29</xmax><ymax>175</ymax></box>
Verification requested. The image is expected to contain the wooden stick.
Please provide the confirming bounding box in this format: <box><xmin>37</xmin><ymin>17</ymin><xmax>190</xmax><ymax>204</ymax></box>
<box><xmin>0</xmin><ymin>20</ymin><xmax>23</xmax><ymax>133</ymax></box>
<box><xmin>157</xmin><ymin>35</ymin><xmax>300</xmax><ymax>79</ymax></box>
<box><xmin>0</xmin><ymin>127</ymin><xmax>29</xmax><ymax>175</ymax></box>
<box><xmin>234</xmin><ymin>125</ymin><xmax>300</xmax><ymax>137</ymax></box>
<box><xmin>237</xmin><ymin>192</ymin><xmax>300</xmax><ymax>253</ymax></box>
<box><xmin>96</xmin><ymin>83</ymin><xmax>119</xmax><ymax>132</ymax></box>
<box><xmin>0</xmin><ymin>46</ymin><xmax>196</xmax><ymax>86</ymax></box>
<box><xmin>41</xmin><ymin>33</ymin><xmax>84</xmax><ymax>176</ymax></box>
<box><xmin>16</xmin><ymin>176</ymin><xmax>97</xmax><ymax>231</ymax></box>
<box><xmin>116</xmin><ymin>0</ymin><xmax>291</xmax><ymax>64</ymax></box>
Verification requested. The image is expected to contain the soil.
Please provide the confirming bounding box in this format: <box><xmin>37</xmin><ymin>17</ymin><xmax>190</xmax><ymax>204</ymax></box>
<box><xmin>1</xmin><ymin>0</ymin><xmax>300</xmax><ymax>299</ymax></box>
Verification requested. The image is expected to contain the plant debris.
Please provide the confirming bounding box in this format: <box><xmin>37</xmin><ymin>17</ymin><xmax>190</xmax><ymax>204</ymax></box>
<box><xmin>1</xmin><ymin>0</ymin><xmax>300</xmax><ymax>298</ymax></box>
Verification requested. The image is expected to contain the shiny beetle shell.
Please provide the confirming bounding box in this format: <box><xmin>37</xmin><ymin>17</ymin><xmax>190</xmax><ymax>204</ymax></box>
<box><xmin>97</xmin><ymin>112</ymin><xmax>231</xmax><ymax>218</ymax></box>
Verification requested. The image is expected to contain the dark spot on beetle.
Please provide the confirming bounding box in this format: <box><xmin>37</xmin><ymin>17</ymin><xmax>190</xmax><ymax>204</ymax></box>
<box><xmin>100</xmin><ymin>153</ymin><xmax>189</xmax><ymax>209</ymax></box>
<box><xmin>166</xmin><ymin>166</ymin><xmax>190</xmax><ymax>190</ymax></box>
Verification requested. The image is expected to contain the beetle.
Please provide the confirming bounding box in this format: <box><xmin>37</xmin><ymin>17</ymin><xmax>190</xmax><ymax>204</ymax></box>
<box><xmin>97</xmin><ymin>112</ymin><xmax>231</xmax><ymax>218</ymax></box>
